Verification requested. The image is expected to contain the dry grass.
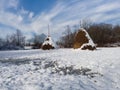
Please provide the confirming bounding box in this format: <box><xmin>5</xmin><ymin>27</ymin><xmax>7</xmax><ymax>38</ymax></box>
<box><xmin>74</xmin><ymin>30</ymin><xmax>89</xmax><ymax>49</ymax></box>
<box><xmin>41</xmin><ymin>44</ymin><xmax>54</xmax><ymax>50</ymax></box>
<box><xmin>81</xmin><ymin>45</ymin><xmax>96</xmax><ymax>50</ymax></box>
<box><xmin>73</xmin><ymin>29</ymin><xmax>96</xmax><ymax>50</ymax></box>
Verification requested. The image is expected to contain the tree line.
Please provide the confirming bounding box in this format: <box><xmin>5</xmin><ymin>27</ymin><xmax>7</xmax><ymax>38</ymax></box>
<box><xmin>56</xmin><ymin>23</ymin><xmax>120</xmax><ymax>48</ymax></box>
<box><xmin>0</xmin><ymin>29</ymin><xmax>25</xmax><ymax>50</ymax></box>
<box><xmin>0</xmin><ymin>22</ymin><xmax>120</xmax><ymax>50</ymax></box>
<box><xmin>0</xmin><ymin>29</ymin><xmax>46</xmax><ymax>50</ymax></box>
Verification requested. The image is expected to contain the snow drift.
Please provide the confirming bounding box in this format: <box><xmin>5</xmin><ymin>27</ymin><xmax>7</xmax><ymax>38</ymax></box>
<box><xmin>0</xmin><ymin>48</ymin><xmax>120</xmax><ymax>90</ymax></box>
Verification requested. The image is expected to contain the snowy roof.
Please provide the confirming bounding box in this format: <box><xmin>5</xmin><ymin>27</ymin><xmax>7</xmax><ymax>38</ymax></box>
<box><xmin>42</xmin><ymin>36</ymin><xmax>55</xmax><ymax>47</ymax></box>
<box><xmin>79</xmin><ymin>28</ymin><xmax>96</xmax><ymax>48</ymax></box>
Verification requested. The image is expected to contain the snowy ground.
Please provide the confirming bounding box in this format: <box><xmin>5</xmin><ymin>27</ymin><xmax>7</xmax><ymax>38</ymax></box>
<box><xmin>0</xmin><ymin>48</ymin><xmax>120</xmax><ymax>90</ymax></box>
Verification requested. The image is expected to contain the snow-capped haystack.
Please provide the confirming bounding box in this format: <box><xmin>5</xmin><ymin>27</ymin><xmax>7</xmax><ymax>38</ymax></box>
<box><xmin>41</xmin><ymin>36</ymin><xmax>55</xmax><ymax>50</ymax></box>
<box><xmin>73</xmin><ymin>28</ymin><xmax>96</xmax><ymax>50</ymax></box>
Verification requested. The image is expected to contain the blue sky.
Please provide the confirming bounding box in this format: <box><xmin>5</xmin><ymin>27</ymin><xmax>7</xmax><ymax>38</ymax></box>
<box><xmin>20</xmin><ymin>0</ymin><xmax>56</xmax><ymax>14</ymax></box>
<box><xmin>0</xmin><ymin>0</ymin><xmax>120</xmax><ymax>40</ymax></box>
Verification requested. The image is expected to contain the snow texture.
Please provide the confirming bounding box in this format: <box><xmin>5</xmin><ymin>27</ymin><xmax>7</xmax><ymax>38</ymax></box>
<box><xmin>0</xmin><ymin>47</ymin><xmax>120</xmax><ymax>90</ymax></box>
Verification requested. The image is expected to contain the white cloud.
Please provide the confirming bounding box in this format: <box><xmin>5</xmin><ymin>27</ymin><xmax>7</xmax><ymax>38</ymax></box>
<box><xmin>18</xmin><ymin>15</ymin><xmax>23</xmax><ymax>22</ymax></box>
<box><xmin>0</xmin><ymin>26</ymin><xmax>15</xmax><ymax>38</ymax></box>
<box><xmin>0</xmin><ymin>0</ymin><xmax>19</xmax><ymax>10</ymax></box>
<box><xmin>95</xmin><ymin>2</ymin><xmax>120</xmax><ymax>13</ymax></box>
<box><xmin>0</xmin><ymin>0</ymin><xmax>120</xmax><ymax>40</ymax></box>
<box><xmin>8</xmin><ymin>0</ymin><xmax>19</xmax><ymax>9</ymax></box>
<box><xmin>19</xmin><ymin>7</ymin><xmax>29</xmax><ymax>15</ymax></box>
<box><xmin>29</xmin><ymin>12</ymin><xmax>34</xmax><ymax>19</ymax></box>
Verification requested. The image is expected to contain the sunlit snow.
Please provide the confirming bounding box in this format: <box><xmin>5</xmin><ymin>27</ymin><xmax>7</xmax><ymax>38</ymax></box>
<box><xmin>0</xmin><ymin>48</ymin><xmax>120</xmax><ymax>90</ymax></box>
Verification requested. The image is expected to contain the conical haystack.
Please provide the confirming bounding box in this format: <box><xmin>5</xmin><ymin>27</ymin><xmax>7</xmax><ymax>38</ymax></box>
<box><xmin>41</xmin><ymin>36</ymin><xmax>55</xmax><ymax>50</ymax></box>
<box><xmin>73</xmin><ymin>28</ymin><xmax>96</xmax><ymax>50</ymax></box>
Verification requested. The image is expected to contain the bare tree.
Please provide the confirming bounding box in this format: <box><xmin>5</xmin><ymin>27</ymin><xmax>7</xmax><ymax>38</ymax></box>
<box><xmin>57</xmin><ymin>25</ymin><xmax>76</xmax><ymax>48</ymax></box>
<box><xmin>16</xmin><ymin>29</ymin><xmax>21</xmax><ymax>46</ymax></box>
<box><xmin>80</xmin><ymin>18</ymin><xmax>93</xmax><ymax>30</ymax></box>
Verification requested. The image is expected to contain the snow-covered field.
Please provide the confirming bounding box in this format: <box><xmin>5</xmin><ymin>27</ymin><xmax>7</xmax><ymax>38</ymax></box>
<box><xmin>0</xmin><ymin>48</ymin><xmax>120</xmax><ymax>90</ymax></box>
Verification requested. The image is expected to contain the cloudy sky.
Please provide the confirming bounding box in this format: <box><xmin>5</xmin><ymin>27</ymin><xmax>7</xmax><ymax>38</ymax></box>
<box><xmin>0</xmin><ymin>0</ymin><xmax>120</xmax><ymax>40</ymax></box>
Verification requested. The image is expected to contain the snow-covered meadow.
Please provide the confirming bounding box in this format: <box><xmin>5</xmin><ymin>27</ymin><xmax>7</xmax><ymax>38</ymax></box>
<box><xmin>0</xmin><ymin>48</ymin><xmax>120</xmax><ymax>90</ymax></box>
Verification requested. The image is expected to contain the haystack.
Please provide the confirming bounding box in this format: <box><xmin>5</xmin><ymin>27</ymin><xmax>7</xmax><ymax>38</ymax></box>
<box><xmin>41</xmin><ymin>36</ymin><xmax>55</xmax><ymax>50</ymax></box>
<box><xmin>73</xmin><ymin>28</ymin><xmax>96</xmax><ymax>50</ymax></box>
